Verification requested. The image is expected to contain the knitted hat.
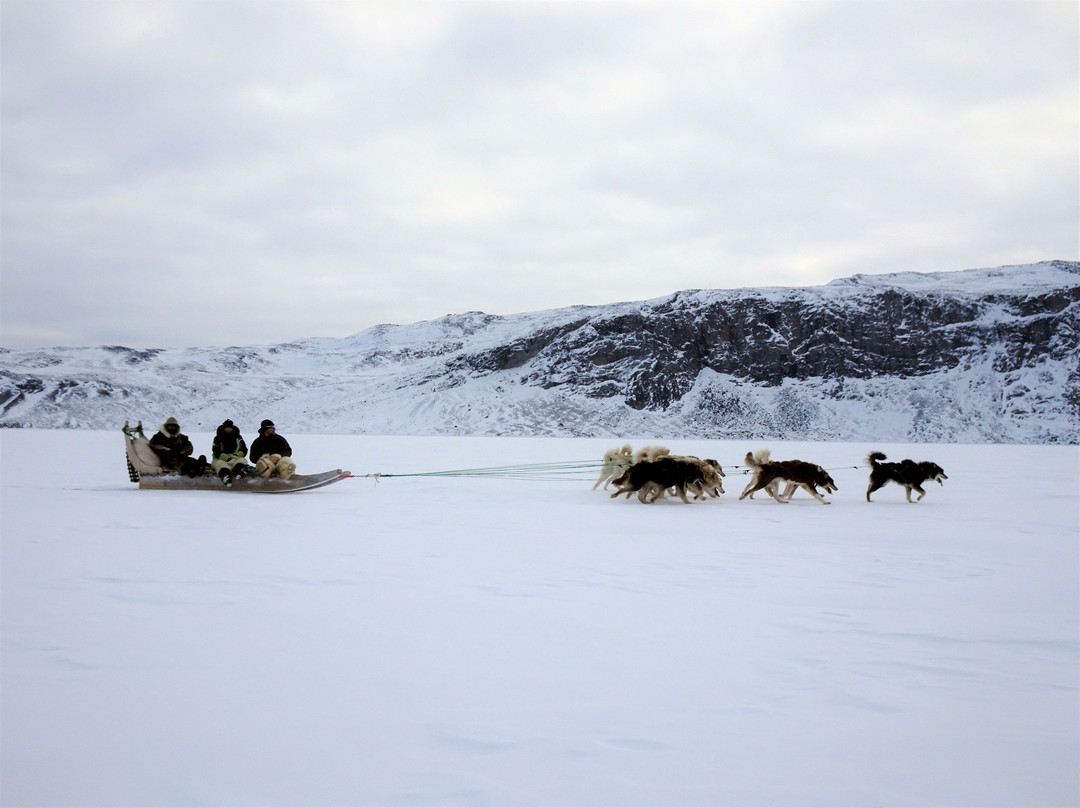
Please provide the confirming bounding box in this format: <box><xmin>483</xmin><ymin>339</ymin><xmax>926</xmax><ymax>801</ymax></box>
<box><xmin>260</xmin><ymin>419</ymin><xmax>275</xmax><ymax>429</ymax></box>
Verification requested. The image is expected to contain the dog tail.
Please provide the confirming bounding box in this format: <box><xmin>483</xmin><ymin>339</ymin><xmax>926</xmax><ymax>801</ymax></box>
<box><xmin>867</xmin><ymin>451</ymin><xmax>887</xmax><ymax>466</ymax></box>
<box><xmin>752</xmin><ymin>448</ymin><xmax>771</xmax><ymax>465</ymax></box>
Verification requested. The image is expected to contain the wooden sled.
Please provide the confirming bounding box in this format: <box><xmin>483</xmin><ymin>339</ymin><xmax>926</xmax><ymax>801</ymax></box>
<box><xmin>123</xmin><ymin>421</ymin><xmax>351</xmax><ymax>494</ymax></box>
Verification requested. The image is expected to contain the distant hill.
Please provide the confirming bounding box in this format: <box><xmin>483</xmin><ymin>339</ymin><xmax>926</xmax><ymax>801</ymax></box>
<box><xmin>2</xmin><ymin>260</ymin><xmax>1078</xmax><ymax>443</ymax></box>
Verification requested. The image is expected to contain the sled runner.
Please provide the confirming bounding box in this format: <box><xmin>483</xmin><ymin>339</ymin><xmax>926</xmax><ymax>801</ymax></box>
<box><xmin>134</xmin><ymin>467</ymin><xmax>352</xmax><ymax>493</ymax></box>
<box><xmin>123</xmin><ymin>422</ymin><xmax>350</xmax><ymax>493</ymax></box>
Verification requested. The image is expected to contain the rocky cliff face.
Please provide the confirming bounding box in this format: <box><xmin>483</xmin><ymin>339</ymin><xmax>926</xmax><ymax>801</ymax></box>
<box><xmin>2</xmin><ymin>261</ymin><xmax>1078</xmax><ymax>443</ymax></box>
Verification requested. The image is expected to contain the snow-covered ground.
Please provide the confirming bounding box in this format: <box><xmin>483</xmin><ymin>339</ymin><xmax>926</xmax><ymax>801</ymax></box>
<box><xmin>2</xmin><ymin>430</ymin><xmax>1077</xmax><ymax>807</ymax></box>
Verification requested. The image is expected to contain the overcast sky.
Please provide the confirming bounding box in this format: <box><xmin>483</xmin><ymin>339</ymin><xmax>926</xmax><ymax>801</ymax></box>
<box><xmin>2</xmin><ymin>0</ymin><xmax>1076</xmax><ymax>350</ymax></box>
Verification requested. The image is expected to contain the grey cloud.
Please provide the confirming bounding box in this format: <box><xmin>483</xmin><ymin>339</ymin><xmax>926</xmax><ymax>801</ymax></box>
<box><xmin>1</xmin><ymin>0</ymin><xmax>1075</xmax><ymax>349</ymax></box>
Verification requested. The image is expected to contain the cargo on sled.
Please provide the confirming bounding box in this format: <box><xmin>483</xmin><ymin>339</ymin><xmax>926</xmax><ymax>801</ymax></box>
<box><xmin>122</xmin><ymin>421</ymin><xmax>351</xmax><ymax>493</ymax></box>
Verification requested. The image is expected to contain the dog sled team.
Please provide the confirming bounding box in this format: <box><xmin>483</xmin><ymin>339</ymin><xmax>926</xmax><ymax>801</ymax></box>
<box><xmin>140</xmin><ymin>417</ymin><xmax>296</xmax><ymax>486</ymax></box>
<box><xmin>595</xmin><ymin>444</ymin><xmax>947</xmax><ymax>504</ymax></box>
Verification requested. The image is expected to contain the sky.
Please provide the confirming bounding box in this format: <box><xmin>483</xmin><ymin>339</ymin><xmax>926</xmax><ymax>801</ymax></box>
<box><xmin>1</xmin><ymin>0</ymin><xmax>1077</xmax><ymax>350</ymax></box>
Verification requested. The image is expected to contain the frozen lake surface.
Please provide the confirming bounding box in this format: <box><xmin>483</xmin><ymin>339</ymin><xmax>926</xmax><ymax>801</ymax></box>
<box><xmin>2</xmin><ymin>430</ymin><xmax>1077</xmax><ymax>806</ymax></box>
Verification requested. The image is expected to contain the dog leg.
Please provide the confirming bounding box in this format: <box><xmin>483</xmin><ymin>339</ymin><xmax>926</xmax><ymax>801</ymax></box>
<box><xmin>754</xmin><ymin>482</ymin><xmax>786</xmax><ymax>503</ymax></box>
<box><xmin>739</xmin><ymin>472</ymin><xmax>760</xmax><ymax>499</ymax></box>
<box><xmin>639</xmin><ymin>482</ymin><xmax>666</xmax><ymax>503</ymax></box>
<box><xmin>740</xmin><ymin>481</ymin><xmax>780</xmax><ymax>501</ymax></box>
<box><xmin>594</xmin><ymin>463</ymin><xmax>623</xmax><ymax>490</ymax></box>
<box><xmin>801</xmin><ymin>483</ymin><xmax>830</xmax><ymax>504</ymax></box>
<box><xmin>739</xmin><ymin>479</ymin><xmax>761</xmax><ymax>500</ymax></box>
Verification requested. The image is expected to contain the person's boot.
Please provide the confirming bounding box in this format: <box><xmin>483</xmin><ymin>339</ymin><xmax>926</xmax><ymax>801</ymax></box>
<box><xmin>219</xmin><ymin>468</ymin><xmax>233</xmax><ymax>487</ymax></box>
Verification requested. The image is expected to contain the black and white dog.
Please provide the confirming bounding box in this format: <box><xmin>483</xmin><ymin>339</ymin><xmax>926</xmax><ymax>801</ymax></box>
<box><xmin>610</xmin><ymin>457</ymin><xmax>719</xmax><ymax>504</ymax></box>
<box><xmin>866</xmin><ymin>451</ymin><xmax>947</xmax><ymax>502</ymax></box>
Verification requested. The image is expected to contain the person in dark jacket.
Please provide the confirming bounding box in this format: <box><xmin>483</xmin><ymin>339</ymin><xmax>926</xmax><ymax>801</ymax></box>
<box><xmin>149</xmin><ymin>417</ymin><xmax>206</xmax><ymax>476</ymax></box>
<box><xmin>211</xmin><ymin>419</ymin><xmax>250</xmax><ymax>486</ymax></box>
<box><xmin>249</xmin><ymin>419</ymin><xmax>296</xmax><ymax>479</ymax></box>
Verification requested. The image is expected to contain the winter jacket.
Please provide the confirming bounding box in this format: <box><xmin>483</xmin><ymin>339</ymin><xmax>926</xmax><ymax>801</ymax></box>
<box><xmin>149</xmin><ymin>420</ymin><xmax>194</xmax><ymax>470</ymax></box>
<box><xmin>212</xmin><ymin>422</ymin><xmax>247</xmax><ymax>462</ymax></box>
<box><xmin>249</xmin><ymin>426</ymin><xmax>292</xmax><ymax>462</ymax></box>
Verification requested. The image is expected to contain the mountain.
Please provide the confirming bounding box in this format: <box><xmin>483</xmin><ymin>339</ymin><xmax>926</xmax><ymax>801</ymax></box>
<box><xmin>2</xmin><ymin>261</ymin><xmax>1078</xmax><ymax>443</ymax></box>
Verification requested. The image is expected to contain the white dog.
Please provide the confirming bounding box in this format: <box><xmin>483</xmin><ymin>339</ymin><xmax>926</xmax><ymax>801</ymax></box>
<box><xmin>593</xmin><ymin>444</ymin><xmax>634</xmax><ymax>489</ymax></box>
<box><xmin>632</xmin><ymin>445</ymin><xmax>670</xmax><ymax>465</ymax></box>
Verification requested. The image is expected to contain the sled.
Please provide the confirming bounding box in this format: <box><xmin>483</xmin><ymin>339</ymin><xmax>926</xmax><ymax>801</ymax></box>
<box><xmin>122</xmin><ymin>421</ymin><xmax>351</xmax><ymax>494</ymax></box>
<box><xmin>134</xmin><ymin>467</ymin><xmax>352</xmax><ymax>493</ymax></box>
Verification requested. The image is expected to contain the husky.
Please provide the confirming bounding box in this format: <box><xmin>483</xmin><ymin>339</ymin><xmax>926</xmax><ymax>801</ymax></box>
<box><xmin>610</xmin><ymin>457</ymin><xmax>711</xmax><ymax>504</ymax></box>
<box><xmin>632</xmin><ymin>445</ymin><xmax>670</xmax><ymax>465</ymax></box>
<box><xmin>593</xmin><ymin>444</ymin><xmax>634</xmax><ymax>490</ymax></box>
<box><xmin>866</xmin><ymin>452</ymin><xmax>947</xmax><ymax>502</ymax></box>
<box><xmin>739</xmin><ymin>449</ymin><xmax>837</xmax><ymax>505</ymax></box>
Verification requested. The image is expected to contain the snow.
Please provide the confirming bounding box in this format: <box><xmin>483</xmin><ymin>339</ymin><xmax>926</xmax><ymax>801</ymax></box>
<box><xmin>2</xmin><ymin>430</ymin><xmax>1078</xmax><ymax>807</ymax></box>
<box><xmin>825</xmin><ymin>260</ymin><xmax>1080</xmax><ymax>295</ymax></box>
<box><xmin>2</xmin><ymin>261</ymin><xmax>1078</xmax><ymax>443</ymax></box>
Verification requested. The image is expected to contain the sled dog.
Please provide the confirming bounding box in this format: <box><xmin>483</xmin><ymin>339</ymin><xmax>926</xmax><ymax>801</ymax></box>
<box><xmin>739</xmin><ymin>449</ymin><xmax>836</xmax><ymax>504</ymax></box>
<box><xmin>632</xmin><ymin>445</ymin><xmax>670</xmax><ymax>465</ymax></box>
<box><xmin>866</xmin><ymin>452</ymin><xmax>947</xmax><ymax>502</ymax></box>
<box><xmin>656</xmin><ymin>456</ymin><xmax>725</xmax><ymax>501</ymax></box>
<box><xmin>610</xmin><ymin>457</ymin><xmax>711</xmax><ymax>504</ymax></box>
<box><xmin>593</xmin><ymin>444</ymin><xmax>634</xmax><ymax>490</ymax></box>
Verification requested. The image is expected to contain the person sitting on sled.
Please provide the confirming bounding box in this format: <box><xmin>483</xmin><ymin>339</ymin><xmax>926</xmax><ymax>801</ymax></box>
<box><xmin>149</xmin><ymin>417</ymin><xmax>206</xmax><ymax>476</ymax></box>
<box><xmin>211</xmin><ymin>419</ymin><xmax>251</xmax><ymax>486</ymax></box>
<box><xmin>249</xmin><ymin>419</ymin><xmax>296</xmax><ymax>480</ymax></box>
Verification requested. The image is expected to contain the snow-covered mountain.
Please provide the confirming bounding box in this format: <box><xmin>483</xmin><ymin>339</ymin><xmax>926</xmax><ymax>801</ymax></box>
<box><xmin>2</xmin><ymin>260</ymin><xmax>1078</xmax><ymax>443</ymax></box>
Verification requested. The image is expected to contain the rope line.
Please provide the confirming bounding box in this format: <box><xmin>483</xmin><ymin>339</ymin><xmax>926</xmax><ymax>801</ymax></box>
<box><xmin>374</xmin><ymin>460</ymin><xmax>608</xmax><ymax>481</ymax></box>
<box><xmin>346</xmin><ymin>460</ymin><xmax>872</xmax><ymax>483</ymax></box>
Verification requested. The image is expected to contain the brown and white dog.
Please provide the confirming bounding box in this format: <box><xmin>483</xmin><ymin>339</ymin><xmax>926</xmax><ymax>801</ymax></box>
<box><xmin>593</xmin><ymin>443</ymin><xmax>634</xmax><ymax>490</ymax></box>
<box><xmin>866</xmin><ymin>452</ymin><xmax>947</xmax><ymax>502</ymax></box>
<box><xmin>738</xmin><ymin>449</ymin><xmax>837</xmax><ymax>504</ymax></box>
